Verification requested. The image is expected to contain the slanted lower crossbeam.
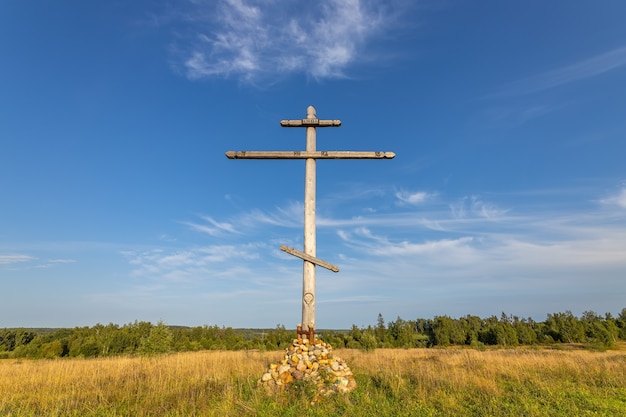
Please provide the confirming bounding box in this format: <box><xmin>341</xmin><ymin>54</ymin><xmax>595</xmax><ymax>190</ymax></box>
<box><xmin>280</xmin><ymin>245</ymin><xmax>339</xmax><ymax>273</ymax></box>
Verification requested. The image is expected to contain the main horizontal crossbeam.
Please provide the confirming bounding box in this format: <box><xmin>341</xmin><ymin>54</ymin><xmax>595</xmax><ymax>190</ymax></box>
<box><xmin>225</xmin><ymin>151</ymin><xmax>395</xmax><ymax>159</ymax></box>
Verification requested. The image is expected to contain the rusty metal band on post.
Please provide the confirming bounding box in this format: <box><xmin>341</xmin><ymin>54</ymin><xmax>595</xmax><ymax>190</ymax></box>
<box><xmin>296</xmin><ymin>323</ymin><xmax>316</xmax><ymax>344</ymax></box>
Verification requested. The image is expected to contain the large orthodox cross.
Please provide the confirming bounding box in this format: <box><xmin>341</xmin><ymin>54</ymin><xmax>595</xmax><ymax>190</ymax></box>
<box><xmin>226</xmin><ymin>105</ymin><xmax>394</xmax><ymax>341</ymax></box>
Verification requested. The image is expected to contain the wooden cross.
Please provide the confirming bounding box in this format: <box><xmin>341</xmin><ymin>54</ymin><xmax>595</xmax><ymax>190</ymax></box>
<box><xmin>226</xmin><ymin>105</ymin><xmax>394</xmax><ymax>341</ymax></box>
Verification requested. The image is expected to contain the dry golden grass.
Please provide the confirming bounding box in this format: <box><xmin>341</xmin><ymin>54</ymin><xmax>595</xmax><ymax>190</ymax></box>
<box><xmin>0</xmin><ymin>350</ymin><xmax>274</xmax><ymax>416</ymax></box>
<box><xmin>2</xmin><ymin>346</ymin><xmax>626</xmax><ymax>416</ymax></box>
<box><xmin>342</xmin><ymin>346</ymin><xmax>626</xmax><ymax>413</ymax></box>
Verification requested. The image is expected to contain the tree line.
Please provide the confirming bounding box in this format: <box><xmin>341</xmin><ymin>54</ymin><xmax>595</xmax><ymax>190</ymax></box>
<box><xmin>1</xmin><ymin>309</ymin><xmax>625</xmax><ymax>359</ymax></box>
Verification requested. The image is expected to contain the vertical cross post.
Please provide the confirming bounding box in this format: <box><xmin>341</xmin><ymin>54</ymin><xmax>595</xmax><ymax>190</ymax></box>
<box><xmin>303</xmin><ymin>105</ymin><xmax>318</xmax><ymax>335</ymax></box>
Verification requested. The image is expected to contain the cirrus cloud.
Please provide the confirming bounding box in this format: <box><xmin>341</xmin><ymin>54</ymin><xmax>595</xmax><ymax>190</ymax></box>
<box><xmin>600</xmin><ymin>187</ymin><xmax>626</xmax><ymax>209</ymax></box>
<box><xmin>0</xmin><ymin>254</ymin><xmax>35</xmax><ymax>265</ymax></box>
<box><xmin>174</xmin><ymin>0</ymin><xmax>409</xmax><ymax>83</ymax></box>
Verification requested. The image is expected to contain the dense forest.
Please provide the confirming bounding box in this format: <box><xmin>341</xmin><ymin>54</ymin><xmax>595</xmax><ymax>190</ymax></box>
<box><xmin>2</xmin><ymin>309</ymin><xmax>625</xmax><ymax>359</ymax></box>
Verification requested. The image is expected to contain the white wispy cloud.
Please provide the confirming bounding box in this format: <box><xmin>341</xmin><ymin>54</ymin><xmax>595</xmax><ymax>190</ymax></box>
<box><xmin>335</xmin><ymin>214</ymin><xmax>626</xmax><ymax>288</ymax></box>
<box><xmin>122</xmin><ymin>243</ymin><xmax>264</xmax><ymax>281</ymax></box>
<box><xmin>109</xmin><ymin>184</ymin><xmax>626</xmax><ymax>326</ymax></box>
<box><xmin>175</xmin><ymin>0</ymin><xmax>407</xmax><ymax>82</ymax></box>
<box><xmin>338</xmin><ymin>227</ymin><xmax>476</xmax><ymax>258</ymax></box>
<box><xmin>395</xmin><ymin>190</ymin><xmax>434</xmax><ymax>206</ymax></box>
<box><xmin>491</xmin><ymin>45</ymin><xmax>626</xmax><ymax>97</ymax></box>
<box><xmin>181</xmin><ymin>215</ymin><xmax>239</xmax><ymax>236</ymax></box>
<box><xmin>239</xmin><ymin>206</ymin><xmax>303</xmax><ymax>229</ymax></box>
<box><xmin>479</xmin><ymin>103</ymin><xmax>562</xmax><ymax>128</ymax></box>
<box><xmin>33</xmin><ymin>259</ymin><xmax>78</xmax><ymax>269</ymax></box>
<box><xmin>0</xmin><ymin>254</ymin><xmax>78</xmax><ymax>270</ymax></box>
<box><xmin>48</xmin><ymin>259</ymin><xmax>77</xmax><ymax>264</ymax></box>
<box><xmin>321</xmin><ymin>295</ymin><xmax>384</xmax><ymax>304</ymax></box>
<box><xmin>450</xmin><ymin>195</ymin><xmax>508</xmax><ymax>219</ymax></box>
<box><xmin>600</xmin><ymin>187</ymin><xmax>626</xmax><ymax>209</ymax></box>
<box><xmin>0</xmin><ymin>254</ymin><xmax>35</xmax><ymax>265</ymax></box>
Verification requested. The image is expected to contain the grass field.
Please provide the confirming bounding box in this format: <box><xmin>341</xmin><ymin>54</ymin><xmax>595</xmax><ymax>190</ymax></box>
<box><xmin>1</xmin><ymin>345</ymin><xmax>625</xmax><ymax>416</ymax></box>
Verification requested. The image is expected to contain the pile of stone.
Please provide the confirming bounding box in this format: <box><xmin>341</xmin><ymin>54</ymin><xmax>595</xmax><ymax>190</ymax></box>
<box><xmin>258</xmin><ymin>337</ymin><xmax>357</xmax><ymax>398</ymax></box>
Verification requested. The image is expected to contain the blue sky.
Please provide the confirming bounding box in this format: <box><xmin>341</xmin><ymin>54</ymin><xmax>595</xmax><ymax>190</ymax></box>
<box><xmin>1</xmin><ymin>0</ymin><xmax>625</xmax><ymax>329</ymax></box>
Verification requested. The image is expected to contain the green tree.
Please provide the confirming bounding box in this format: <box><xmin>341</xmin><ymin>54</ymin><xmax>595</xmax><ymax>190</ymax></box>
<box><xmin>40</xmin><ymin>340</ymin><xmax>65</xmax><ymax>359</ymax></box>
<box><xmin>375</xmin><ymin>313</ymin><xmax>387</xmax><ymax>345</ymax></box>
<box><xmin>346</xmin><ymin>325</ymin><xmax>363</xmax><ymax>349</ymax></box>
<box><xmin>0</xmin><ymin>330</ymin><xmax>16</xmax><ymax>351</ymax></box>
<box><xmin>513</xmin><ymin>316</ymin><xmax>538</xmax><ymax>345</ymax></box>
<box><xmin>360</xmin><ymin>329</ymin><xmax>377</xmax><ymax>351</ymax></box>
<box><xmin>68</xmin><ymin>326</ymin><xmax>100</xmax><ymax>357</ymax></box>
<box><xmin>581</xmin><ymin>311</ymin><xmax>616</xmax><ymax>348</ymax></box>
<box><xmin>616</xmin><ymin>308</ymin><xmax>626</xmax><ymax>340</ymax></box>
<box><xmin>432</xmin><ymin>316</ymin><xmax>465</xmax><ymax>346</ymax></box>
<box><xmin>479</xmin><ymin>315</ymin><xmax>517</xmax><ymax>346</ymax></box>
<box><xmin>139</xmin><ymin>321</ymin><xmax>173</xmax><ymax>355</ymax></box>
<box><xmin>544</xmin><ymin>311</ymin><xmax>585</xmax><ymax>343</ymax></box>
<box><xmin>388</xmin><ymin>316</ymin><xmax>419</xmax><ymax>348</ymax></box>
<box><xmin>604</xmin><ymin>314</ymin><xmax>620</xmax><ymax>344</ymax></box>
<box><xmin>263</xmin><ymin>325</ymin><xmax>292</xmax><ymax>350</ymax></box>
<box><xmin>459</xmin><ymin>315</ymin><xmax>482</xmax><ymax>346</ymax></box>
<box><xmin>1</xmin><ymin>329</ymin><xmax>36</xmax><ymax>352</ymax></box>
